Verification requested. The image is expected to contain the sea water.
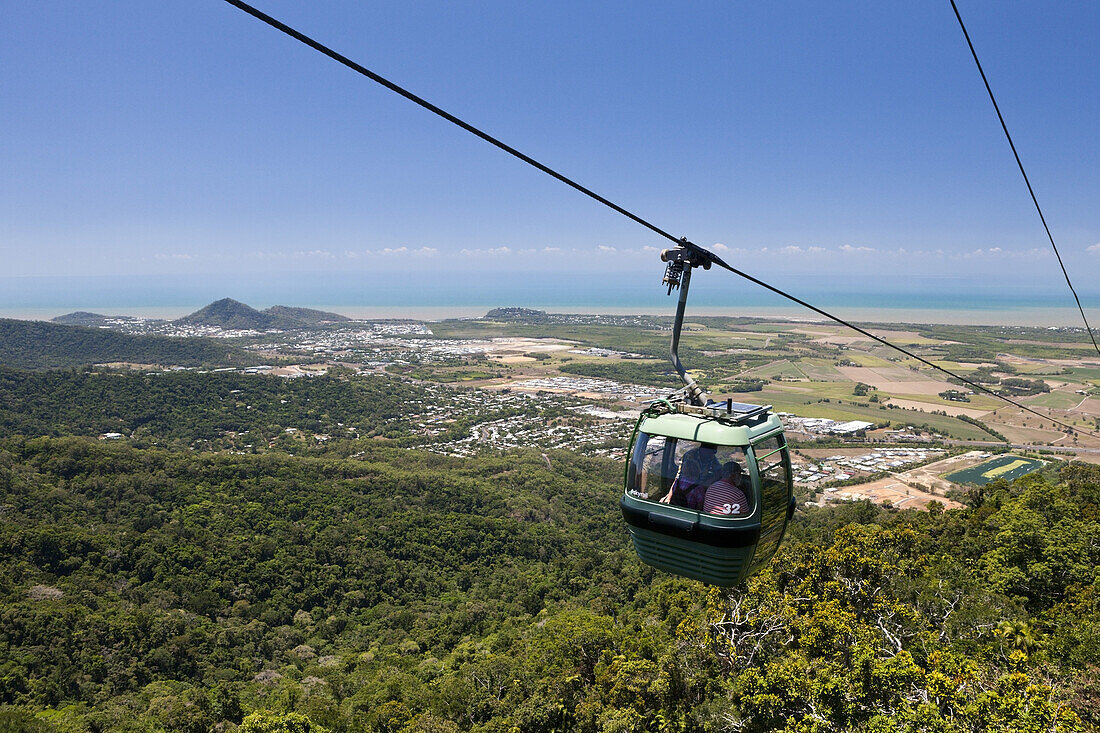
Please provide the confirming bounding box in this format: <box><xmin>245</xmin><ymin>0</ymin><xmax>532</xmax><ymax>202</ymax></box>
<box><xmin>0</xmin><ymin>271</ymin><xmax>1094</xmax><ymax>327</ymax></box>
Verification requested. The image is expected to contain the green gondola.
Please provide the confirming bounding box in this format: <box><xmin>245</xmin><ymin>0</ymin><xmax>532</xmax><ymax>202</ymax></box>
<box><xmin>620</xmin><ymin>246</ymin><xmax>795</xmax><ymax>586</ymax></box>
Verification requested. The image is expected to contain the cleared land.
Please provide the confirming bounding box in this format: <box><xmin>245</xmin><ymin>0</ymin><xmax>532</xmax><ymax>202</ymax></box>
<box><xmin>884</xmin><ymin>398</ymin><xmax>991</xmax><ymax>418</ymax></box>
<box><xmin>836</xmin><ymin>366</ymin><xmax>954</xmax><ymax>394</ymax></box>
<box><xmin>824</xmin><ymin>477</ymin><xmax>963</xmax><ymax>510</ymax></box>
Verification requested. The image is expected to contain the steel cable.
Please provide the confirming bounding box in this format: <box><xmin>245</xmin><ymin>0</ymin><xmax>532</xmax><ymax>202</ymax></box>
<box><xmin>949</xmin><ymin>0</ymin><xmax>1100</xmax><ymax>357</ymax></box>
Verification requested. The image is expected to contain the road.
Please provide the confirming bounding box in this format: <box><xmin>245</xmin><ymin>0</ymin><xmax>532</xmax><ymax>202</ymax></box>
<box><xmin>944</xmin><ymin>439</ymin><xmax>1100</xmax><ymax>456</ymax></box>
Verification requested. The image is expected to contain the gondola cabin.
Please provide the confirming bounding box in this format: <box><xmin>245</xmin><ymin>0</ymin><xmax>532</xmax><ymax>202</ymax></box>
<box><xmin>620</xmin><ymin>401</ymin><xmax>795</xmax><ymax>586</ymax></box>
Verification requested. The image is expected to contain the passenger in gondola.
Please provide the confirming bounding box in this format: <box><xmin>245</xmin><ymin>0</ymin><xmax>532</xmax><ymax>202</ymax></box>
<box><xmin>703</xmin><ymin>461</ymin><xmax>749</xmax><ymax>516</ymax></box>
<box><xmin>660</xmin><ymin>443</ymin><xmax>722</xmax><ymax>508</ymax></box>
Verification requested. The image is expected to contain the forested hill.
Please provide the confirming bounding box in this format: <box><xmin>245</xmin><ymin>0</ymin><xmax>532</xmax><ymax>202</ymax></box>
<box><xmin>263</xmin><ymin>305</ymin><xmax>351</xmax><ymax>326</ymax></box>
<box><xmin>51</xmin><ymin>312</ymin><xmax>142</xmax><ymax>327</ymax></box>
<box><xmin>0</xmin><ymin>368</ymin><xmax>431</xmax><ymax>446</ymax></box>
<box><xmin>0</xmin><ymin>436</ymin><xmax>1097</xmax><ymax>731</ymax></box>
<box><xmin>176</xmin><ymin>299</ymin><xmax>350</xmax><ymax>330</ymax></box>
<box><xmin>0</xmin><ymin>319</ymin><xmax>259</xmax><ymax>370</ymax></box>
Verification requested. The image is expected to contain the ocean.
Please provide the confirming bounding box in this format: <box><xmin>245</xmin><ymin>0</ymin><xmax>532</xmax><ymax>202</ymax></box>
<box><xmin>0</xmin><ymin>271</ymin><xmax>1095</xmax><ymax>327</ymax></box>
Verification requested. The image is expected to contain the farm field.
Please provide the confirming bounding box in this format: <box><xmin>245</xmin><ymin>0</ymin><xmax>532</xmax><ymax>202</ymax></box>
<box><xmin>899</xmin><ymin>451</ymin><xmax>991</xmax><ymax>494</ymax></box>
<box><xmin>946</xmin><ymin>454</ymin><xmax>1046</xmax><ymax>485</ymax></box>
<box><xmin>1025</xmin><ymin>391</ymin><xmax>1088</xmax><ymax>409</ymax></box>
<box><xmin>884</xmin><ymin>398</ymin><xmax>991</xmax><ymax>419</ymax></box>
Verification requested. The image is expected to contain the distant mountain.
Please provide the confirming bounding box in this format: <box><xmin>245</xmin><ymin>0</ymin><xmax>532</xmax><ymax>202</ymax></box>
<box><xmin>262</xmin><ymin>305</ymin><xmax>350</xmax><ymax>326</ymax></box>
<box><xmin>0</xmin><ymin>319</ymin><xmax>260</xmax><ymax>370</ymax></box>
<box><xmin>176</xmin><ymin>299</ymin><xmax>351</xmax><ymax>330</ymax></box>
<box><xmin>52</xmin><ymin>311</ymin><xmax>139</xmax><ymax>327</ymax></box>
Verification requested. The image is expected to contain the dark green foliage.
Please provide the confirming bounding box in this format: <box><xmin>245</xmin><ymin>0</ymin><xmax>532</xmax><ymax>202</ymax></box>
<box><xmin>0</xmin><ymin>368</ymin><xmax>426</xmax><ymax>447</ymax></box>
<box><xmin>558</xmin><ymin>360</ymin><xmax>680</xmax><ymax>387</ymax></box>
<box><xmin>0</xmin><ymin>436</ymin><xmax>1096</xmax><ymax>730</ymax></box>
<box><xmin>729</xmin><ymin>379</ymin><xmax>766</xmax><ymax>392</ymax></box>
<box><xmin>483</xmin><ymin>307</ymin><xmax>548</xmax><ymax>321</ymax></box>
<box><xmin>939</xmin><ymin>389</ymin><xmax>971</xmax><ymax>402</ymax></box>
<box><xmin>0</xmin><ymin>319</ymin><xmax>259</xmax><ymax>370</ymax></box>
<box><xmin>999</xmin><ymin>377</ymin><xmax>1052</xmax><ymax>396</ymax></box>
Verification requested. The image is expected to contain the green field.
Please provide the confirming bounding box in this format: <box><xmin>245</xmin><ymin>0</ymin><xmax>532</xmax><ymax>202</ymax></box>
<box><xmin>741</xmin><ymin>359</ymin><xmax>807</xmax><ymax>380</ymax></box>
<box><xmin>840</xmin><ymin>352</ymin><xmax>894</xmax><ymax>367</ymax></box>
<box><xmin>1025</xmin><ymin>391</ymin><xmax>1086</xmax><ymax>409</ymax></box>
<box><xmin>946</xmin><ymin>455</ymin><xmax>1046</xmax><ymax>485</ymax></box>
<box><xmin>1037</xmin><ymin>366</ymin><xmax>1100</xmax><ymax>384</ymax></box>
<box><xmin>798</xmin><ymin>359</ymin><xmax>846</xmax><ymax>381</ymax></box>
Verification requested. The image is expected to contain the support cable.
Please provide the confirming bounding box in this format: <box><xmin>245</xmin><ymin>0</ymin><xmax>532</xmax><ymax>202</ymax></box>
<box><xmin>222</xmin><ymin>0</ymin><xmax>681</xmax><ymax>247</ymax></box>
<box><xmin>949</xmin><ymin>0</ymin><xmax>1100</xmax><ymax>357</ymax></box>
<box><xmin>222</xmin><ymin>0</ymin><xmax>1098</xmax><ymax>440</ymax></box>
<box><xmin>695</xmin><ymin>247</ymin><xmax>1096</xmax><ymax>438</ymax></box>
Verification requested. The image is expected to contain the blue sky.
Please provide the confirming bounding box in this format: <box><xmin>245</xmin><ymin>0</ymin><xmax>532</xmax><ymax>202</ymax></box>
<box><xmin>2</xmin><ymin>1</ymin><xmax>1098</xmax><ymax>307</ymax></box>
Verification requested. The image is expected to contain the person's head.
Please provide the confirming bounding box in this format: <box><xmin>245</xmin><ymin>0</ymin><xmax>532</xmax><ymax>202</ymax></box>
<box><xmin>699</xmin><ymin>443</ymin><xmax>717</xmax><ymax>454</ymax></box>
<box><xmin>723</xmin><ymin>461</ymin><xmax>742</xmax><ymax>481</ymax></box>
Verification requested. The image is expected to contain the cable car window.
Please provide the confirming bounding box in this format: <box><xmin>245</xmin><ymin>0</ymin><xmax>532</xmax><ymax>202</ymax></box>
<box><xmin>752</xmin><ymin>434</ymin><xmax>790</xmax><ymax>560</ymax></box>
<box><xmin>627</xmin><ymin>433</ymin><xmax>750</xmax><ymax>515</ymax></box>
<box><xmin>627</xmin><ymin>432</ymin><xmax>671</xmax><ymax>502</ymax></box>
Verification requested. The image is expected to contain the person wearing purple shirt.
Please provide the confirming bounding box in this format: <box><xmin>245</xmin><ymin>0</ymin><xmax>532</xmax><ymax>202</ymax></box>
<box><xmin>703</xmin><ymin>462</ymin><xmax>750</xmax><ymax>516</ymax></box>
<box><xmin>659</xmin><ymin>443</ymin><xmax>722</xmax><ymax>508</ymax></box>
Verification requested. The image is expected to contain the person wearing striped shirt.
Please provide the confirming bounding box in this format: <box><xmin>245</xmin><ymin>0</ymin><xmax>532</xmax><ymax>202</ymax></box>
<box><xmin>703</xmin><ymin>462</ymin><xmax>750</xmax><ymax>516</ymax></box>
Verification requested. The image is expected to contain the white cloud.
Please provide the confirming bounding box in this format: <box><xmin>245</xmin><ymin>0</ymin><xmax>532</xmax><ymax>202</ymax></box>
<box><xmin>459</xmin><ymin>246</ymin><xmax>512</xmax><ymax>256</ymax></box>
<box><xmin>778</xmin><ymin>245</ymin><xmax>827</xmax><ymax>255</ymax></box>
<box><xmin>374</xmin><ymin>246</ymin><xmax>437</xmax><ymax>256</ymax></box>
<box><xmin>1088</xmin><ymin>243</ymin><xmax>1100</xmax><ymax>254</ymax></box>
<box><xmin>712</xmin><ymin>243</ymin><xmax>729</xmax><ymax>252</ymax></box>
<box><xmin>961</xmin><ymin>247</ymin><xmax>1019</xmax><ymax>259</ymax></box>
<box><xmin>543</xmin><ymin>246</ymin><xmax>561</xmax><ymax>252</ymax></box>
<box><xmin>153</xmin><ymin>253</ymin><xmax>192</xmax><ymax>261</ymax></box>
<box><xmin>598</xmin><ymin>245</ymin><xmax>617</xmax><ymax>253</ymax></box>
<box><xmin>839</xmin><ymin>244</ymin><xmax>875</xmax><ymax>253</ymax></box>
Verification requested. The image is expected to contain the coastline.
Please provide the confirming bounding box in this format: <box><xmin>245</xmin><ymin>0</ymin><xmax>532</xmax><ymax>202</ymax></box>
<box><xmin>0</xmin><ymin>303</ymin><xmax>1089</xmax><ymax>328</ymax></box>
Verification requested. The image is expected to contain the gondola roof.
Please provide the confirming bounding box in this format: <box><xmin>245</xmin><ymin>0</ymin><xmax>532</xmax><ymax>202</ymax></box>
<box><xmin>638</xmin><ymin>410</ymin><xmax>783</xmax><ymax>445</ymax></box>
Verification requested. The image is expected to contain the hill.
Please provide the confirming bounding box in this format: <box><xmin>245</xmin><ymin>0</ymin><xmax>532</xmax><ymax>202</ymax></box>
<box><xmin>50</xmin><ymin>311</ymin><xmax>141</xmax><ymax>327</ymax></box>
<box><xmin>484</xmin><ymin>306</ymin><xmax>550</xmax><ymax>321</ymax></box>
<box><xmin>176</xmin><ymin>298</ymin><xmax>351</xmax><ymax>329</ymax></box>
<box><xmin>0</xmin><ymin>318</ymin><xmax>260</xmax><ymax>370</ymax></box>
<box><xmin>176</xmin><ymin>298</ymin><xmax>277</xmax><ymax>330</ymax></box>
<box><xmin>263</xmin><ymin>305</ymin><xmax>350</xmax><ymax>325</ymax></box>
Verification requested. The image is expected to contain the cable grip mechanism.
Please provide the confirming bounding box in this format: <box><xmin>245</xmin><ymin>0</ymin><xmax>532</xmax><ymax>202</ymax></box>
<box><xmin>660</xmin><ymin>238</ymin><xmax>713</xmax><ymax>294</ymax></box>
